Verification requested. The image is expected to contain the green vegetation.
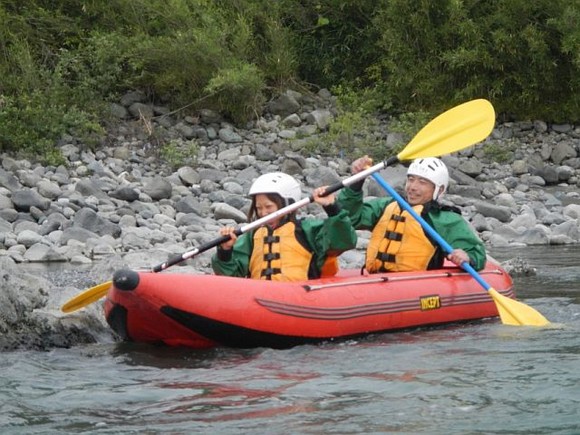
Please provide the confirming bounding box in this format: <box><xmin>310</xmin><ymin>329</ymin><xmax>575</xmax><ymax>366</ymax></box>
<box><xmin>0</xmin><ymin>0</ymin><xmax>578</xmax><ymax>162</ymax></box>
<box><xmin>158</xmin><ymin>139</ymin><xmax>199</xmax><ymax>170</ymax></box>
<box><xmin>304</xmin><ymin>84</ymin><xmax>383</xmax><ymax>160</ymax></box>
<box><xmin>481</xmin><ymin>141</ymin><xmax>516</xmax><ymax>164</ymax></box>
<box><xmin>303</xmin><ymin>109</ymin><xmax>379</xmax><ymax>161</ymax></box>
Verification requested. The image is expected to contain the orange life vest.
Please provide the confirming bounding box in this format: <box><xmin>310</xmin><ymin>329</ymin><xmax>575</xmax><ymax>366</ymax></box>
<box><xmin>250</xmin><ymin>222</ymin><xmax>313</xmax><ymax>281</ymax></box>
<box><xmin>249</xmin><ymin>221</ymin><xmax>339</xmax><ymax>281</ymax></box>
<box><xmin>365</xmin><ymin>202</ymin><xmax>436</xmax><ymax>273</ymax></box>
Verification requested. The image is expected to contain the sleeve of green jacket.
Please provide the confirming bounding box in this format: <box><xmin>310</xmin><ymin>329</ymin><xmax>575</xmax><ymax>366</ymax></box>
<box><xmin>300</xmin><ymin>208</ymin><xmax>358</xmax><ymax>271</ymax></box>
<box><xmin>337</xmin><ymin>187</ymin><xmax>393</xmax><ymax>231</ymax></box>
<box><xmin>211</xmin><ymin>232</ymin><xmax>253</xmax><ymax>278</ymax></box>
<box><xmin>429</xmin><ymin>210</ymin><xmax>487</xmax><ymax>271</ymax></box>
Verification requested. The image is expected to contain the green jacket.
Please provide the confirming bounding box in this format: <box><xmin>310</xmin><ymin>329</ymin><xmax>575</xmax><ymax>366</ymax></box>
<box><xmin>338</xmin><ymin>187</ymin><xmax>487</xmax><ymax>271</ymax></box>
<box><xmin>211</xmin><ymin>206</ymin><xmax>357</xmax><ymax>279</ymax></box>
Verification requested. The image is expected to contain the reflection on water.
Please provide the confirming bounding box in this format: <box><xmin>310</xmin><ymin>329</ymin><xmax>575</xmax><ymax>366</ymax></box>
<box><xmin>111</xmin><ymin>342</ymin><xmax>262</xmax><ymax>369</ymax></box>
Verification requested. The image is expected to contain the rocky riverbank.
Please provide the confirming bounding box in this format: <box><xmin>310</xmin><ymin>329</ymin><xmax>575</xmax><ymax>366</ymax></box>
<box><xmin>1</xmin><ymin>89</ymin><xmax>579</xmax><ymax>351</ymax></box>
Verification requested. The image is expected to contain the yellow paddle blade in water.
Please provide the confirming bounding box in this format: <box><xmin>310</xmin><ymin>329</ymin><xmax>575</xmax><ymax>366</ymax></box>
<box><xmin>61</xmin><ymin>281</ymin><xmax>112</xmax><ymax>313</ymax></box>
<box><xmin>398</xmin><ymin>99</ymin><xmax>495</xmax><ymax>161</ymax></box>
<box><xmin>489</xmin><ymin>289</ymin><xmax>550</xmax><ymax>326</ymax></box>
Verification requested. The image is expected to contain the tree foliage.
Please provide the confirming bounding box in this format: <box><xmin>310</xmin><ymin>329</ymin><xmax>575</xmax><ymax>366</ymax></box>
<box><xmin>0</xmin><ymin>0</ymin><xmax>578</xmax><ymax>157</ymax></box>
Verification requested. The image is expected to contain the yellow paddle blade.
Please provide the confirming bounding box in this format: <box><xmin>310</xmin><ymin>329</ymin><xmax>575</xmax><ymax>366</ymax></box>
<box><xmin>488</xmin><ymin>288</ymin><xmax>550</xmax><ymax>326</ymax></box>
<box><xmin>398</xmin><ymin>99</ymin><xmax>495</xmax><ymax>161</ymax></box>
<box><xmin>61</xmin><ymin>281</ymin><xmax>112</xmax><ymax>313</ymax></box>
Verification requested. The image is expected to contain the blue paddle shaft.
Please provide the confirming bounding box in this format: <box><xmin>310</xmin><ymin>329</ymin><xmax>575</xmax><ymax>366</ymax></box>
<box><xmin>370</xmin><ymin>173</ymin><xmax>491</xmax><ymax>291</ymax></box>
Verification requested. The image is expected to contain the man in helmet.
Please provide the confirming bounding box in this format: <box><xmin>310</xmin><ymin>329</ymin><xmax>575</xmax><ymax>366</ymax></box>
<box><xmin>212</xmin><ymin>172</ymin><xmax>357</xmax><ymax>281</ymax></box>
<box><xmin>338</xmin><ymin>156</ymin><xmax>486</xmax><ymax>273</ymax></box>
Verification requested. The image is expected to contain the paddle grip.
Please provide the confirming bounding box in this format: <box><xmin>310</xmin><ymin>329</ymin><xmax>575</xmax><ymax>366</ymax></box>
<box><xmin>322</xmin><ymin>157</ymin><xmax>396</xmax><ymax>197</ymax></box>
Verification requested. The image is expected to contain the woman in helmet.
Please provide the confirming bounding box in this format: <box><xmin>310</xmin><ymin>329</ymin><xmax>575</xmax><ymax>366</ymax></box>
<box><xmin>211</xmin><ymin>172</ymin><xmax>357</xmax><ymax>281</ymax></box>
<box><xmin>338</xmin><ymin>156</ymin><xmax>486</xmax><ymax>273</ymax></box>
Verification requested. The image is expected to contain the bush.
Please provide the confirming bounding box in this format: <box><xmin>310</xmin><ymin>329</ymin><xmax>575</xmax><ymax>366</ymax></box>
<box><xmin>158</xmin><ymin>139</ymin><xmax>199</xmax><ymax>170</ymax></box>
<box><xmin>1</xmin><ymin>0</ymin><xmax>579</xmax><ymax>161</ymax></box>
<box><xmin>0</xmin><ymin>93</ymin><xmax>103</xmax><ymax>162</ymax></box>
<box><xmin>204</xmin><ymin>63</ymin><xmax>266</xmax><ymax>124</ymax></box>
<box><xmin>368</xmin><ymin>0</ymin><xmax>579</xmax><ymax>121</ymax></box>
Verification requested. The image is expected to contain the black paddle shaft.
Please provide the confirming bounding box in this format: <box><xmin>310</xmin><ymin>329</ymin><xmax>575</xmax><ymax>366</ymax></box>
<box><xmin>151</xmin><ymin>156</ymin><xmax>398</xmax><ymax>273</ymax></box>
<box><xmin>321</xmin><ymin>156</ymin><xmax>399</xmax><ymax>197</ymax></box>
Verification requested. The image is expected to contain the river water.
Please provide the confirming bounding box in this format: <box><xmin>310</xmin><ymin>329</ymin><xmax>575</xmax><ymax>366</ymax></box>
<box><xmin>1</xmin><ymin>245</ymin><xmax>579</xmax><ymax>434</ymax></box>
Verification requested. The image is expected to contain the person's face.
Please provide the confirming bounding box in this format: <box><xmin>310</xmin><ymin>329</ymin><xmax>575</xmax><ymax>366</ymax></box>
<box><xmin>405</xmin><ymin>175</ymin><xmax>436</xmax><ymax>205</ymax></box>
<box><xmin>255</xmin><ymin>194</ymin><xmax>281</xmax><ymax>226</ymax></box>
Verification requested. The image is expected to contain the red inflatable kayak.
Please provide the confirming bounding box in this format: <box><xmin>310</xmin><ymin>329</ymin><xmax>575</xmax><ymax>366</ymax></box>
<box><xmin>104</xmin><ymin>259</ymin><xmax>513</xmax><ymax>349</ymax></box>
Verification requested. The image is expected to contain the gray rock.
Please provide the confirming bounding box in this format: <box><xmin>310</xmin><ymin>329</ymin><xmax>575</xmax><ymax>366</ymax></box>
<box><xmin>198</xmin><ymin>168</ymin><xmax>227</xmax><ymax>183</ymax></box>
<box><xmin>267</xmin><ymin>93</ymin><xmax>300</xmax><ymax>117</ymax></box>
<box><xmin>143</xmin><ymin>177</ymin><xmax>172</xmax><ymax>200</ymax></box>
<box><xmin>60</xmin><ymin>227</ymin><xmax>99</xmax><ymax>244</ymax></box>
<box><xmin>563</xmin><ymin>204</ymin><xmax>580</xmax><ymax>219</ymax></box>
<box><xmin>458</xmin><ymin>160</ymin><xmax>483</xmax><ymax>177</ymax></box>
<box><xmin>16</xmin><ymin>230</ymin><xmax>44</xmax><ymax>247</ymax></box>
<box><xmin>0</xmin><ymin>217</ymin><xmax>12</xmax><ymax>233</ymax></box>
<box><xmin>552</xmin><ymin>124</ymin><xmax>573</xmax><ymax>134</ymax></box>
<box><xmin>218</xmin><ymin>128</ymin><xmax>243</xmax><ymax>143</ymax></box>
<box><xmin>0</xmin><ymin>167</ymin><xmax>21</xmax><ymax>191</ymax></box>
<box><xmin>199</xmin><ymin>109</ymin><xmax>222</xmax><ymax>124</ymax></box>
<box><xmin>508</xmin><ymin>212</ymin><xmax>536</xmax><ymax>230</ymax></box>
<box><xmin>75</xmin><ymin>179</ymin><xmax>108</xmax><ymax>199</ymax></box>
<box><xmin>128</xmin><ymin>102</ymin><xmax>154</xmax><ymax>119</ymax></box>
<box><xmin>24</xmin><ymin>243</ymin><xmax>67</xmax><ymax>262</ymax></box>
<box><xmin>176</xmin><ymin>213</ymin><xmax>206</xmax><ymax>227</ymax></box>
<box><xmin>11</xmin><ymin>189</ymin><xmax>51</xmax><ymax>212</ymax></box>
<box><xmin>305</xmin><ymin>109</ymin><xmax>333</xmax><ymax>130</ymax></box>
<box><xmin>175</xmin><ymin>196</ymin><xmax>202</xmax><ymax>214</ymax></box>
<box><xmin>517</xmin><ymin>226</ymin><xmax>551</xmax><ymax>245</ymax></box>
<box><xmin>37</xmin><ymin>180</ymin><xmax>62</xmax><ymax>199</ymax></box>
<box><xmin>111</xmin><ymin>186</ymin><xmax>140</xmax><ymax>202</ymax></box>
<box><xmin>552</xmin><ymin>220</ymin><xmax>580</xmax><ymax>241</ymax></box>
<box><xmin>110</xmin><ymin>102</ymin><xmax>128</xmax><ymax>119</ymax></box>
<box><xmin>475</xmin><ymin>201</ymin><xmax>512</xmax><ymax>222</ymax></box>
<box><xmin>282</xmin><ymin>113</ymin><xmax>302</xmax><ymax>127</ymax></box>
<box><xmin>304</xmin><ymin>165</ymin><xmax>340</xmax><ymax>188</ymax></box>
<box><xmin>494</xmin><ymin>193</ymin><xmax>516</xmax><ymax>208</ymax></box>
<box><xmin>502</xmin><ymin>257</ymin><xmax>537</xmax><ymax>276</ymax></box>
<box><xmin>177</xmin><ymin>167</ymin><xmax>201</xmax><ymax>186</ymax></box>
<box><xmin>254</xmin><ymin>143</ymin><xmax>277</xmax><ymax>161</ymax></box>
<box><xmin>19</xmin><ymin>171</ymin><xmax>42</xmax><ymax>188</ymax></box>
<box><xmin>212</xmin><ymin>203</ymin><xmax>248</xmax><ymax>223</ymax></box>
<box><xmin>536</xmin><ymin>165</ymin><xmax>559</xmax><ymax>184</ymax></box>
<box><xmin>551</xmin><ymin>141</ymin><xmax>576</xmax><ymax>164</ymax></box>
<box><xmin>218</xmin><ymin>147</ymin><xmax>242</xmax><ymax>162</ymax></box>
<box><xmin>511</xmin><ymin>160</ymin><xmax>528</xmax><ymax>175</ymax></box>
<box><xmin>73</xmin><ymin>208</ymin><xmax>121</xmax><ymax>238</ymax></box>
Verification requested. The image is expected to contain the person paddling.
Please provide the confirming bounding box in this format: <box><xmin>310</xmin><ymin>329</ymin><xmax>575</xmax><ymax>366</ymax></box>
<box><xmin>338</xmin><ymin>156</ymin><xmax>486</xmax><ymax>273</ymax></box>
<box><xmin>212</xmin><ymin>172</ymin><xmax>357</xmax><ymax>281</ymax></box>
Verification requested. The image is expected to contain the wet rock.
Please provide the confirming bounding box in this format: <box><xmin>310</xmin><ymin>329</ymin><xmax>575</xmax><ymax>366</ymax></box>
<box><xmin>502</xmin><ymin>257</ymin><xmax>537</xmax><ymax>276</ymax></box>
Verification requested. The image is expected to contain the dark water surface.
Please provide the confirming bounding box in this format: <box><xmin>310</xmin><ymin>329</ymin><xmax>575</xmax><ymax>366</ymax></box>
<box><xmin>1</xmin><ymin>246</ymin><xmax>579</xmax><ymax>434</ymax></box>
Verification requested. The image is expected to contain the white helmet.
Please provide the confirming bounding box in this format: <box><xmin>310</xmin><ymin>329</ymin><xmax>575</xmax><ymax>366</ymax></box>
<box><xmin>249</xmin><ymin>172</ymin><xmax>302</xmax><ymax>205</ymax></box>
<box><xmin>407</xmin><ymin>157</ymin><xmax>449</xmax><ymax>200</ymax></box>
